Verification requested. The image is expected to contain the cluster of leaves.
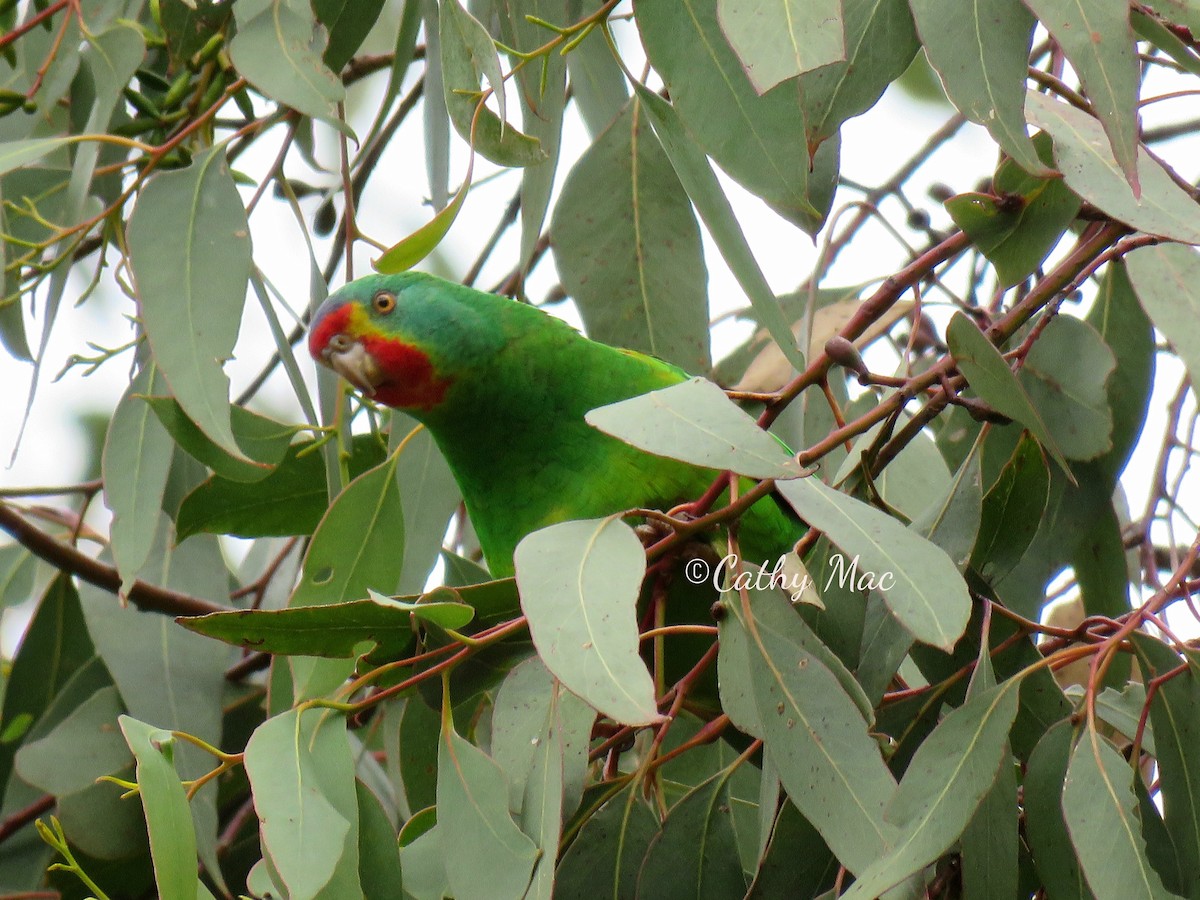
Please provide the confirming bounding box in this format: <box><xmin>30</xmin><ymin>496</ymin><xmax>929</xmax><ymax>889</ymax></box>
<box><xmin>0</xmin><ymin>0</ymin><xmax>1198</xmax><ymax>898</ymax></box>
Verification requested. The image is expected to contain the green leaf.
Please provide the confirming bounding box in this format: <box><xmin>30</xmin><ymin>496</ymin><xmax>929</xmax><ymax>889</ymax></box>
<box><xmin>0</xmin><ymin>137</ymin><xmax>74</xmax><ymax>175</ymax></box>
<box><xmin>514</xmin><ymin>518</ymin><xmax>660</xmax><ymax>726</ymax></box>
<box><xmin>119</xmin><ymin>716</ymin><xmax>203</xmax><ymax>900</ymax></box>
<box><xmin>910</xmin><ymin>0</ymin><xmax>1047</xmax><ymax>175</ymax></box>
<box><xmin>564</xmin><ymin>0</ymin><xmax>628</xmax><ymax>135</ymax></box>
<box><xmin>103</xmin><ymin>368</ymin><xmax>174</xmax><ymax>593</ymax></box>
<box><xmin>1132</xmin><ymin>634</ymin><xmax>1200</xmax><ymax>896</ymax></box>
<box><xmin>1018</xmin><ymin>315</ymin><xmax>1115</xmax><ymax>461</ymax></box>
<box><xmin>1124</xmin><ymin>243</ymin><xmax>1200</xmax><ymax>393</ymax></box>
<box><xmin>393</xmin><ymin>419</ymin><xmax>461</xmax><ymax>594</ymax></box>
<box><xmin>356</xmin><ymin>779</ymin><xmax>404</xmax><ymax>899</ymax></box>
<box><xmin>553</xmin><ymin>98</ymin><xmax>711</xmax><ymax>374</ymax></box>
<box><xmin>1063</xmin><ymin>730</ymin><xmax>1175</xmax><ymax>900</ymax></box>
<box><xmin>971</xmin><ymin>435</ymin><xmax>1050</xmax><ymax>582</ymax></box>
<box><xmin>1142</xmin><ymin>0</ymin><xmax>1200</xmax><ymax>32</ymax></box>
<box><xmin>586</xmin><ymin>378</ymin><xmax>806</xmax><ymax>479</ymax></box>
<box><xmin>490</xmin><ymin>657</ymin><xmax>593</xmax><ymax>820</ymax></box>
<box><xmin>288</xmin><ymin>453</ymin><xmax>405</xmax><ymax>699</ymax></box>
<box><xmin>177</xmin><ymin>583</ymin><xmax>486</xmax><ymax>660</ymax></box>
<box><xmin>629</xmin><ymin>81</ymin><xmax>809</xmax><ymax>367</ymax></box>
<box><xmin>230</xmin><ymin>0</ymin><xmax>347</xmax><ymax>129</ymax></box>
<box><xmin>795</xmin><ymin>0</ymin><xmax>919</xmax><ymax>150</ymax></box>
<box><xmin>145</xmin><ymin>396</ymin><xmax>291</xmax><ymax>482</ymax></box>
<box><xmin>374</xmin><ymin>169</ymin><xmax>469</xmax><ymax>273</ymax></box>
<box><xmin>438</xmin><ymin>724</ymin><xmax>539</xmax><ymax>900</ymax></box>
<box><xmin>746</xmin><ymin>798</ymin><xmax>837</xmax><ymax>897</ymax></box>
<box><xmin>723</xmin><ymin>595</ymin><xmax>896</xmax><ymax>874</ymax></box>
<box><xmin>961</xmin><ymin>753</ymin><xmax>1019</xmax><ymax>900</ymax></box>
<box><xmin>1022</xmin><ymin>0</ymin><xmax>1140</xmax><ymax>190</ymax></box>
<box><xmin>314</xmin><ymin>0</ymin><xmax>387</xmax><ymax>71</ymax></box>
<box><xmin>944</xmin><ymin>175</ymin><xmax>1080</xmax><ymax>288</ymax></box>
<box><xmin>439</xmin><ymin>0</ymin><xmax>545</xmax><ymax>167</ymax></box>
<box><xmin>1025</xmin><ymin>722</ymin><xmax>1096</xmax><ymax>899</ymax></box>
<box><xmin>1026</xmin><ymin>92</ymin><xmax>1200</xmax><ymax>243</ymax></box>
<box><xmin>14</xmin><ymin>686</ymin><xmax>128</xmax><ymax>796</ymax></box>
<box><xmin>635</xmin><ymin>0</ymin><xmax>838</xmax><ymax>232</ymax></box>
<box><xmin>946</xmin><ymin>311</ymin><xmax>1072</xmax><ymax>476</ymax></box>
<box><xmin>0</xmin><ymin>576</ymin><xmax>94</xmax><ymax>809</ymax></box>
<box><xmin>554</xmin><ymin>784</ymin><xmax>660</xmax><ymax>898</ymax></box>
<box><xmin>176</xmin><ymin>434</ymin><xmax>387</xmax><ymax>540</ymax></box>
<box><xmin>717</xmin><ymin>0</ymin><xmax>845</xmax><ymax>92</ymax></box>
<box><xmin>244</xmin><ymin>709</ymin><xmax>361</xmax><ymax>899</ymax></box>
<box><xmin>841</xmin><ymin>681</ymin><xmax>1021</xmax><ymax>898</ymax></box>
<box><xmin>637</xmin><ymin>770</ymin><xmax>748</xmax><ymax>898</ymax></box>
<box><xmin>912</xmin><ymin>451</ymin><xmax>983</xmax><ymax>571</ymax></box>
<box><xmin>127</xmin><ymin>147</ymin><xmax>254</xmax><ymax>465</ymax></box>
<box><xmin>775</xmin><ymin>475</ymin><xmax>972</xmax><ymax>650</ymax></box>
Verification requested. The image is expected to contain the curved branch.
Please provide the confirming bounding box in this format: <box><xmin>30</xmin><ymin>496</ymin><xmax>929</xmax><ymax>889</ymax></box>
<box><xmin>0</xmin><ymin>502</ymin><xmax>227</xmax><ymax>617</ymax></box>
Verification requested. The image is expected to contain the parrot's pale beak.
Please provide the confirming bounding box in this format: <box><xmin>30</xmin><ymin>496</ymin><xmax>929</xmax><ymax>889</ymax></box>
<box><xmin>322</xmin><ymin>335</ymin><xmax>384</xmax><ymax>397</ymax></box>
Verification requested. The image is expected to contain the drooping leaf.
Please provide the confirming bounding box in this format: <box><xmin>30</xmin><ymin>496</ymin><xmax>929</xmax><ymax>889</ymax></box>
<box><xmin>119</xmin><ymin>716</ymin><xmax>204</xmax><ymax>900</ymax></box>
<box><xmin>1026</xmin><ymin>92</ymin><xmax>1200</xmax><ymax>242</ymax></box>
<box><xmin>374</xmin><ymin>167</ymin><xmax>470</xmax><ymax>273</ymax></box>
<box><xmin>1063</xmin><ymin>730</ymin><xmax>1175</xmax><ymax>900</ymax></box>
<box><xmin>314</xmin><ymin>0</ymin><xmax>387</xmax><ymax>72</ymax></box>
<box><xmin>244</xmin><ymin>709</ymin><xmax>361</xmax><ymax>898</ymax></box>
<box><xmin>586</xmin><ymin>378</ymin><xmax>806</xmax><ymax>479</ymax></box>
<box><xmin>14</xmin><ymin>686</ymin><xmax>129</xmax><ymax>797</ymax></box>
<box><xmin>776</xmin><ymin>475</ymin><xmax>972</xmax><ymax>649</ymax></box>
<box><xmin>722</xmin><ymin>595</ymin><xmax>896</xmax><ymax>874</ymax></box>
<box><xmin>840</xmin><ymin>681</ymin><xmax>1021</xmax><ymax>898</ymax></box>
<box><xmin>1017</xmin><ymin>315</ymin><xmax>1115</xmax><ymax>461</ymax></box>
<box><xmin>514</xmin><ymin>518</ymin><xmax>660</xmax><ymax>726</ymax></box>
<box><xmin>911</xmin><ymin>0</ymin><xmax>1046</xmax><ymax>175</ymax></box>
<box><xmin>127</xmin><ymin>146</ymin><xmax>255</xmax><ymax>465</ymax></box>
<box><xmin>628</xmin><ymin>81</ymin><xmax>809</xmax><ymax>367</ymax></box>
<box><xmin>145</xmin><ymin>396</ymin><xmax>293</xmax><ymax>482</ymax></box>
<box><xmin>440</xmin><ymin>0</ymin><xmax>545</xmax><ymax>167</ymax></box>
<box><xmin>971</xmin><ymin>435</ymin><xmax>1050</xmax><ymax>582</ymax></box>
<box><xmin>635</xmin><ymin>0</ymin><xmax>839</xmax><ymax>232</ymax></box>
<box><xmin>716</xmin><ymin>0</ymin><xmax>845</xmax><ymax>93</ymax></box>
<box><xmin>1124</xmin><ymin>243</ymin><xmax>1200</xmax><ymax>392</ymax></box>
<box><xmin>555</xmin><ymin>784</ymin><xmax>660</xmax><ymax>897</ymax></box>
<box><xmin>637</xmin><ymin>770</ymin><xmax>749</xmax><ymax>898</ymax></box>
<box><xmin>103</xmin><ymin>367</ymin><xmax>174</xmax><ymax>592</ymax></box>
<box><xmin>176</xmin><ymin>434</ymin><xmax>387</xmax><ymax>540</ymax></box>
<box><xmin>1021</xmin><ymin>0</ymin><xmax>1140</xmax><ymax>190</ymax></box>
<box><xmin>230</xmin><ymin>0</ymin><xmax>347</xmax><ymax>129</ymax></box>
<box><xmin>946</xmin><ymin>311</ymin><xmax>1072</xmax><ymax>475</ymax></box>
<box><xmin>553</xmin><ymin>98</ymin><xmax>711</xmax><ymax>373</ymax></box>
<box><xmin>438</xmin><ymin>723</ymin><xmax>539</xmax><ymax>900</ymax></box>
<box><xmin>1025</xmin><ymin>722</ymin><xmax>1096</xmax><ymax>899</ymax></box>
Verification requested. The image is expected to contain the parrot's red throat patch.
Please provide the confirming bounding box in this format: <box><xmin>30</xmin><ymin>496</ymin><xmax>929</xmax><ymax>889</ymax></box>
<box><xmin>360</xmin><ymin>334</ymin><xmax>453</xmax><ymax>411</ymax></box>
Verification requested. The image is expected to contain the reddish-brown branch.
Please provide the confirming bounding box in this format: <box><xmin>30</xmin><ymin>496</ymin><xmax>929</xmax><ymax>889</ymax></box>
<box><xmin>0</xmin><ymin>793</ymin><xmax>54</xmax><ymax>846</ymax></box>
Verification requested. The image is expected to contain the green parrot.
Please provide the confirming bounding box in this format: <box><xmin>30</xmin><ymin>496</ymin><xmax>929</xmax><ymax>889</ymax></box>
<box><xmin>307</xmin><ymin>271</ymin><xmax>800</xmax><ymax>578</ymax></box>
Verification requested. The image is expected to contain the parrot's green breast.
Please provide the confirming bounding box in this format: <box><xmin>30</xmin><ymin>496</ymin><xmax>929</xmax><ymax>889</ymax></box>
<box><xmin>309</xmin><ymin>272</ymin><xmax>800</xmax><ymax>577</ymax></box>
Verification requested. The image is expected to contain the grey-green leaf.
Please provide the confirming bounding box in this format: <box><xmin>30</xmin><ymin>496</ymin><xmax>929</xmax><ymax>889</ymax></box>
<box><xmin>1124</xmin><ymin>243</ymin><xmax>1200</xmax><ymax>393</ymax></box>
<box><xmin>1026</xmin><ymin>92</ymin><xmax>1200</xmax><ymax>243</ymax></box>
<box><xmin>841</xmin><ymin>681</ymin><xmax>1021</xmax><ymax>898</ymax></box>
<box><xmin>438</xmin><ymin>725</ymin><xmax>539</xmax><ymax>900</ymax></box>
<box><xmin>230</xmin><ymin>0</ymin><xmax>346</xmax><ymax>128</ymax></box>
<box><xmin>553</xmin><ymin>98</ymin><xmax>711</xmax><ymax>373</ymax></box>
<box><xmin>586</xmin><ymin>378</ymin><xmax>805</xmax><ymax>479</ymax></box>
<box><xmin>119</xmin><ymin>716</ymin><xmax>204</xmax><ymax>900</ymax></box>
<box><xmin>127</xmin><ymin>147</ymin><xmax>253</xmax><ymax>464</ymax></box>
<box><xmin>717</xmin><ymin>0</ymin><xmax>845</xmax><ymax>93</ymax></box>
<box><xmin>911</xmin><ymin>0</ymin><xmax>1047</xmax><ymax>175</ymax></box>
<box><xmin>1063</xmin><ymin>731</ymin><xmax>1176</xmax><ymax>900</ymax></box>
<box><xmin>946</xmin><ymin>310</ymin><xmax>1072</xmax><ymax>476</ymax></box>
<box><xmin>514</xmin><ymin>518</ymin><xmax>660</xmax><ymax>726</ymax></box>
<box><xmin>775</xmin><ymin>475</ymin><xmax>971</xmax><ymax>650</ymax></box>
<box><xmin>1021</xmin><ymin>0</ymin><xmax>1140</xmax><ymax>189</ymax></box>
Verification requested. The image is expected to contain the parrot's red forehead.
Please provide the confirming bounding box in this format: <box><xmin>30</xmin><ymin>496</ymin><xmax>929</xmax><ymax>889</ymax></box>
<box><xmin>307</xmin><ymin>303</ymin><xmax>353</xmax><ymax>359</ymax></box>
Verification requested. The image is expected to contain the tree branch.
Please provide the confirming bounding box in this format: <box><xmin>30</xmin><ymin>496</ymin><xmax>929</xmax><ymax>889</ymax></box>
<box><xmin>0</xmin><ymin>502</ymin><xmax>227</xmax><ymax>617</ymax></box>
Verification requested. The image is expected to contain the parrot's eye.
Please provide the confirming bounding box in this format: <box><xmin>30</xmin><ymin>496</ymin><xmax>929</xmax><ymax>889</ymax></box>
<box><xmin>372</xmin><ymin>291</ymin><xmax>396</xmax><ymax>314</ymax></box>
